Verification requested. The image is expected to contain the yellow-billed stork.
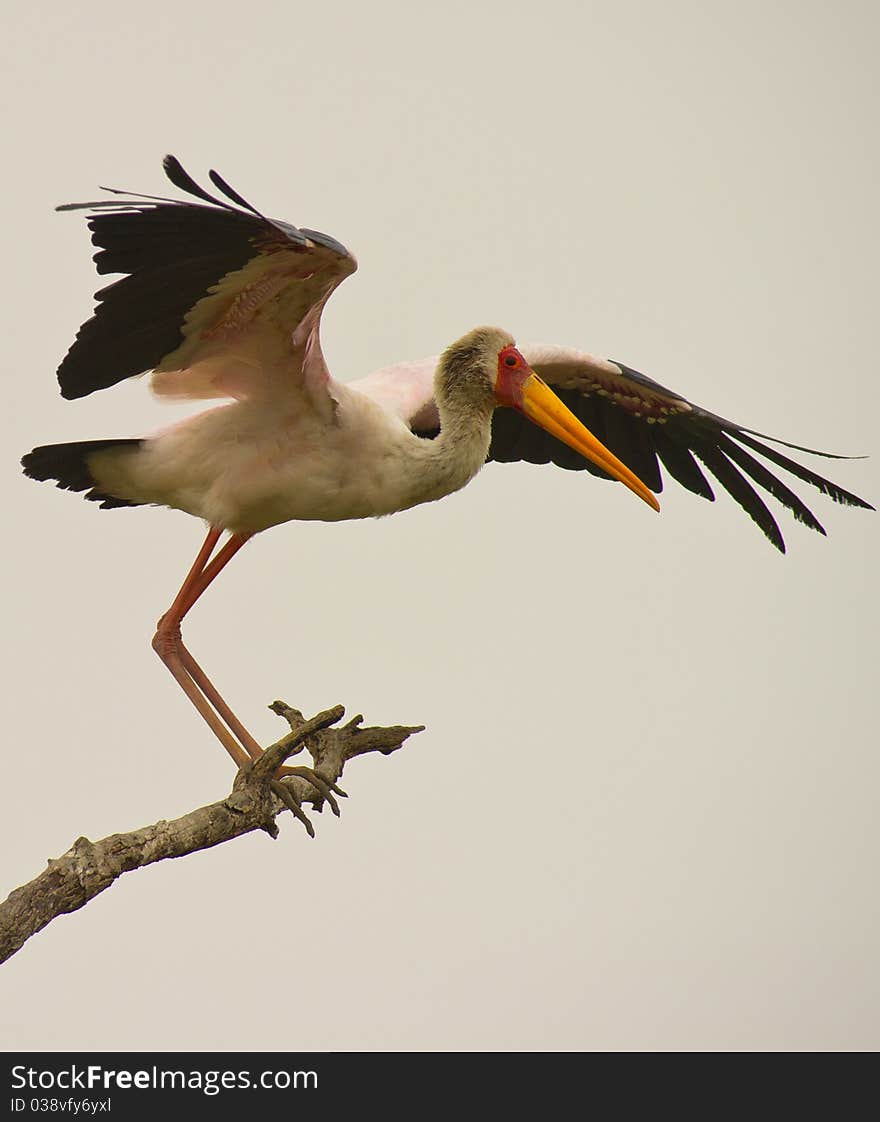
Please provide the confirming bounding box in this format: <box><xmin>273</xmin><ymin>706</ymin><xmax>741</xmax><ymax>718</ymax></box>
<box><xmin>22</xmin><ymin>157</ymin><xmax>872</xmax><ymax>782</ymax></box>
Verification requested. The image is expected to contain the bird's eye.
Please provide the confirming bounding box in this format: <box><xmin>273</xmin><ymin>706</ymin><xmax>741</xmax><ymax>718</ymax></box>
<box><xmin>504</xmin><ymin>355</ymin><xmax>517</xmax><ymax>367</ymax></box>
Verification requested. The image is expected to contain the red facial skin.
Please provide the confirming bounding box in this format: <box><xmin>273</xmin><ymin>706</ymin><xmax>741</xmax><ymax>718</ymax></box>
<box><xmin>495</xmin><ymin>345</ymin><xmax>533</xmax><ymax>408</ymax></box>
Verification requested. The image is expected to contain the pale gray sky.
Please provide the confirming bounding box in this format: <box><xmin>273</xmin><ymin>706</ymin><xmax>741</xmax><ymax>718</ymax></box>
<box><xmin>1</xmin><ymin>0</ymin><xmax>877</xmax><ymax>1051</ymax></box>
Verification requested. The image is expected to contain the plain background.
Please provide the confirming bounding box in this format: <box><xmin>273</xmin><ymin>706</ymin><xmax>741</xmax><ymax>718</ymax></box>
<box><xmin>1</xmin><ymin>0</ymin><xmax>877</xmax><ymax>1052</ymax></box>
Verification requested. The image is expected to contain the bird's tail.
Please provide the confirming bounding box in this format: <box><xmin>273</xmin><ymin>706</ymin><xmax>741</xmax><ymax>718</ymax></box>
<box><xmin>22</xmin><ymin>439</ymin><xmax>145</xmax><ymax>509</ymax></box>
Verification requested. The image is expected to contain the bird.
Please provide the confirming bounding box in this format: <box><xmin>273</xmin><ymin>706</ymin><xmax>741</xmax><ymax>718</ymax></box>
<box><xmin>22</xmin><ymin>155</ymin><xmax>872</xmax><ymax>784</ymax></box>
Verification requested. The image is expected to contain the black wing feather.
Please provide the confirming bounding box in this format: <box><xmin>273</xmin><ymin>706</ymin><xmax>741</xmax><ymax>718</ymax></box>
<box><xmin>488</xmin><ymin>408</ymin><xmax>551</xmax><ymax>464</ymax></box>
<box><xmin>600</xmin><ymin>404</ymin><xmax>662</xmax><ymax>492</ymax></box>
<box><xmin>568</xmin><ymin>393</ymin><xmax>614</xmax><ymax>477</ymax></box>
<box><xmin>161</xmin><ymin>154</ymin><xmax>237</xmax><ymax>211</ymax></box>
<box><xmin>690</xmin><ymin>440</ymin><xmax>786</xmax><ymax>552</ymax></box>
<box><xmin>651</xmin><ymin>426</ymin><xmax>716</xmax><ymax>501</ymax></box>
<box><xmin>58</xmin><ymin>253</ymin><xmax>254</xmax><ymax>398</ymax></box>
<box><xmin>715</xmin><ymin>433</ymin><xmax>826</xmax><ymax>534</ymax></box>
<box><xmin>88</xmin><ymin>205</ymin><xmax>260</xmax><ymax>275</ymax></box>
<box><xmin>732</xmin><ymin>430</ymin><xmax>872</xmax><ymax>511</ymax></box>
<box><xmin>208</xmin><ymin>167</ymin><xmax>266</xmax><ymax>218</ymax></box>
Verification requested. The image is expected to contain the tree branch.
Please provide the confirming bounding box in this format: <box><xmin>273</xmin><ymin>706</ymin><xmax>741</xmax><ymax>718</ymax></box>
<box><xmin>0</xmin><ymin>702</ymin><xmax>423</xmax><ymax>965</ymax></box>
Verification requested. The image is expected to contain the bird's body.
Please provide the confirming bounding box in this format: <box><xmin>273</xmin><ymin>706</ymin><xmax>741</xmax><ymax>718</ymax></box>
<box><xmin>22</xmin><ymin>157</ymin><xmax>872</xmax><ymax>809</ymax></box>
<box><xmin>85</xmin><ymin>385</ymin><xmax>471</xmax><ymax>532</ymax></box>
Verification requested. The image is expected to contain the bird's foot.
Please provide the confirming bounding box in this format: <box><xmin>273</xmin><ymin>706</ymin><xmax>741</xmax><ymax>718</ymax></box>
<box><xmin>274</xmin><ymin>764</ymin><xmax>347</xmax><ymax>818</ymax></box>
<box><xmin>268</xmin><ymin>769</ymin><xmax>346</xmax><ymax>838</ymax></box>
<box><xmin>269</xmin><ymin>779</ymin><xmax>317</xmax><ymax>838</ymax></box>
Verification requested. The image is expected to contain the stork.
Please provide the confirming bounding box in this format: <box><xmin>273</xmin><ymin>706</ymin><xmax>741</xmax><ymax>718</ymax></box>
<box><xmin>22</xmin><ymin>156</ymin><xmax>872</xmax><ymax>794</ymax></box>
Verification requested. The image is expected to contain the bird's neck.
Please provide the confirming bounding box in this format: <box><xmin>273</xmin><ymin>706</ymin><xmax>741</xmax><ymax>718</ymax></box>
<box><xmin>411</xmin><ymin>395</ymin><xmax>495</xmax><ymax>505</ymax></box>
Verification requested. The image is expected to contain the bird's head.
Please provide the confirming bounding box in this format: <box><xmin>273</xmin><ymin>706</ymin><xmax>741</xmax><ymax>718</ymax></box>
<box><xmin>439</xmin><ymin>326</ymin><xmax>660</xmax><ymax>511</ymax></box>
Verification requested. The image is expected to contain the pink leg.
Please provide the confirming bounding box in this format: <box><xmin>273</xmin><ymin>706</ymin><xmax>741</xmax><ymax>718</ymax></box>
<box><xmin>161</xmin><ymin>531</ymin><xmax>251</xmax><ymax>628</ymax></box>
<box><xmin>152</xmin><ymin>529</ymin><xmax>345</xmax><ymax>815</ymax></box>
<box><xmin>152</xmin><ymin>527</ymin><xmax>259</xmax><ymax>768</ymax></box>
<box><xmin>177</xmin><ymin>636</ymin><xmax>339</xmax><ymax>794</ymax></box>
<box><xmin>154</xmin><ymin>643</ymin><xmax>254</xmax><ymax>769</ymax></box>
<box><xmin>177</xmin><ymin>640</ymin><xmax>263</xmax><ymax>760</ymax></box>
<box><xmin>156</xmin><ymin>526</ymin><xmax>222</xmax><ymax>631</ymax></box>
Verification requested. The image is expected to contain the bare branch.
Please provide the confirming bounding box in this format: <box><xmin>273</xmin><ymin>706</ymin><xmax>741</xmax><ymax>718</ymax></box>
<box><xmin>0</xmin><ymin>702</ymin><xmax>423</xmax><ymax>965</ymax></box>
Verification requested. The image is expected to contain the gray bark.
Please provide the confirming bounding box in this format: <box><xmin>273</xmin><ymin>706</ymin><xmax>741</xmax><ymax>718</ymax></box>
<box><xmin>0</xmin><ymin>702</ymin><xmax>422</xmax><ymax>964</ymax></box>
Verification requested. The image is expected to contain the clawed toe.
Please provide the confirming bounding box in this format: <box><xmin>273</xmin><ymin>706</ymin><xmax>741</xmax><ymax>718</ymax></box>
<box><xmin>270</xmin><ymin>780</ymin><xmax>316</xmax><ymax>838</ymax></box>
<box><xmin>275</xmin><ymin>765</ymin><xmax>348</xmax><ymax>817</ymax></box>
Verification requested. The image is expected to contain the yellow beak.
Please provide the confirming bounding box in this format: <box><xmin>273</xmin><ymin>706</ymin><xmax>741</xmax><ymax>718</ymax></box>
<box><xmin>519</xmin><ymin>373</ymin><xmax>660</xmax><ymax>512</ymax></box>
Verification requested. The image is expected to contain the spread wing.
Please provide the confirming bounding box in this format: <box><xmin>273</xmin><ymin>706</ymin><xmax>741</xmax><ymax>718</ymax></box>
<box><xmin>56</xmin><ymin>155</ymin><xmax>356</xmax><ymax>406</ymax></box>
<box><xmin>492</xmin><ymin>344</ymin><xmax>872</xmax><ymax>552</ymax></box>
<box><xmin>353</xmin><ymin>344</ymin><xmax>872</xmax><ymax>553</ymax></box>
